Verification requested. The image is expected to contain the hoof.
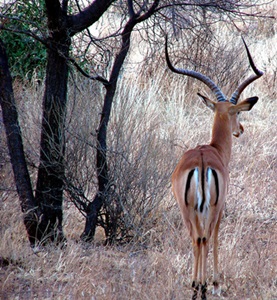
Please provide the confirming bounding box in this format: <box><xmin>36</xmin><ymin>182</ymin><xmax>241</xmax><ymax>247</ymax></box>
<box><xmin>201</xmin><ymin>282</ymin><xmax>207</xmax><ymax>300</ymax></box>
<box><xmin>212</xmin><ymin>281</ymin><xmax>221</xmax><ymax>296</ymax></box>
<box><xmin>192</xmin><ymin>281</ymin><xmax>199</xmax><ymax>300</ymax></box>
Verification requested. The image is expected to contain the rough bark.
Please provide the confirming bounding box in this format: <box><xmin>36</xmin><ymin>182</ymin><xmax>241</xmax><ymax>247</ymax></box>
<box><xmin>0</xmin><ymin>39</ymin><xmax>39</xmax><ymax>246</ymax></box>
<box><xmin>33</xmin><ymin>0</ymin><xmax>69</xmax><ymax>244</ymax></box>
<box><xmin>33</xmin><ymin>0</ymin><xmax>115</xmax><ymax>244</ymax></box>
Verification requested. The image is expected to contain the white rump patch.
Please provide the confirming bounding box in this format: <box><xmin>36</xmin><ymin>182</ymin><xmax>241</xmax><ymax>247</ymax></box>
<box><xmin>205</xmin><ymin>167</ymin><xmax>212</xmax><ymax>210</ymax></box>
<box><xmin>193</xmin><ymin>168</ymin><xmax>201</xmax><ymax>211</ymax></box>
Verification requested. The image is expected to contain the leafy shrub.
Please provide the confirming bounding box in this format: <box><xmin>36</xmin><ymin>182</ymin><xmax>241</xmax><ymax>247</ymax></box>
<box><xmin>0</xmin><ymin>1</ymin><xmax>47</xmax><ymax>81</ymax></box>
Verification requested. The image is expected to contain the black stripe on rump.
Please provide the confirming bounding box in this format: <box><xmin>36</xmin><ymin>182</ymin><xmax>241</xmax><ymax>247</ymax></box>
<box><xmin>199</xmin><ymin>165</ymin><xmax>206</xmax><ymax>212</ymax></box>
<box><xmin>185</xmin><ymin>169</ymin><xmax>195</xmax><ymax>206</ymax></box>
<box><xmin>211</xmin><ymin>169</ymin><xmax>219</xmax><ymax>205</ymax></box>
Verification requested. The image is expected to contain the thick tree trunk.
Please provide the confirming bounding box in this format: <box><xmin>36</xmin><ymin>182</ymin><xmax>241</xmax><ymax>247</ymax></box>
<box><xmin>34</xmin><ymin>43</ymin><xmax>69</xmax><ymax>244</ymax></box>
<box><xmin>0</xmin><ymin>39</ymin><xmax>39</xmax><ymax>246</ymax></box>
<box><xmin>34</xmin><ymin>1</ymin><xmax>70</xmax><ymax>244</ymax></box>
<box><xmin>34</xmin><ymin>0</ymin><xmax>115</xmax><ymax>245</ymax></box>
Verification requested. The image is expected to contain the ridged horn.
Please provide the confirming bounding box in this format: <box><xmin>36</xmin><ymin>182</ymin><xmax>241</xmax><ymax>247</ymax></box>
<box><xmin>165</xmin><ymin>36</ymin><xmax>226</xmax><ymax>102</ymax></box>
<box><xmin>229</xmin><ymin>37</ymin><xmax>263</xmax><ymax>104</ymax></box>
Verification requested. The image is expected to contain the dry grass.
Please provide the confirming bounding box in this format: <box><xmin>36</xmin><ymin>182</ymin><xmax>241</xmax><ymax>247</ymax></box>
<box><xmin>0</xmin><ymin>13</ymin><xmax>277</xmax><ymax>300</ymax></box>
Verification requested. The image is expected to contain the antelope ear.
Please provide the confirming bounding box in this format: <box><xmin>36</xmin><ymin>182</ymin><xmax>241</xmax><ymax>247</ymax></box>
<box><xmin>229</xmin><ymin>96</ymin><xmax>259</xmax><ymax>115</ymax></box>
<box><xmin>197</xmin><ymin>93</ymin><xmax>216</xmax><ymax>111</ymax></box>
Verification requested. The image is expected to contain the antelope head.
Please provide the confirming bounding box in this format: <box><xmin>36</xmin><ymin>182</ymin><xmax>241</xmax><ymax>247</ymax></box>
<box><xmin>165</xmin><ymin>36</ymin><xmax>263</xmax><ymax>138</ymax></box>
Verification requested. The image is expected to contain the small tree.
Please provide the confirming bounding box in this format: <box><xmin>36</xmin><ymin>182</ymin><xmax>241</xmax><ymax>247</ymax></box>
<box><xmin>80</xmin><ymin>0</ymin><xmax>160</xmax><ymax>243</ymax></box>
<box><xmin>0</xmin><ymin>0</ymin><xmax>115</xmax><ymax>246</ymax></box>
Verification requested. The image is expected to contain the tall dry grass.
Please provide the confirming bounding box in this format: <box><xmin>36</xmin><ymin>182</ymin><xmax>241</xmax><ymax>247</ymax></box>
<box><xmin>0</xmin><ymin>13</ymin><xmax>277</xmax><ymax>300</ymax></box>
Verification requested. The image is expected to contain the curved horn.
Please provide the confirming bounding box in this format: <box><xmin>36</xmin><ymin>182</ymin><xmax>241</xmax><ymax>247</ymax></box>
<box><xmin>230</xmin><ymin>37</ymin><xmax>263</xmax><ymax>104</ymax></box>
<box><xmin>165</xmin><ymin>36</ymin><xmax>226</xmax><ymax>102</ymax></box>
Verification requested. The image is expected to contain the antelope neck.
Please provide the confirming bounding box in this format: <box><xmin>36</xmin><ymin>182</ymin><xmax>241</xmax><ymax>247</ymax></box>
<box><xmin>210</xmin><ymin>111</ymin><xmax>232</xmax><ymax>165</ymax></box>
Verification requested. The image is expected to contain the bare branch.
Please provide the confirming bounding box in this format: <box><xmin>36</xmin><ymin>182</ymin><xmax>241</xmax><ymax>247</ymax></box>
<box><xmin>68</xmin><ymin>0</ymin><xmax>115</xmax><ymax>36</ymax></box>
<box><xmin>128</xmin><ymin>0</ymin><xmax>136</xmax><ymax>18</ymax></box>
<box><xmin>67</xmin><ymin>55</ymin><xmax>110</xmax><ymax>85</ymax></box>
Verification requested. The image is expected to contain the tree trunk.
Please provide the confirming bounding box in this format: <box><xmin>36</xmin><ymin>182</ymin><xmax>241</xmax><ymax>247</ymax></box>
<box><xmin>0</xmin><ymin>39</ymin><xmax>39</xmax><ymax>246</ymax></box>
<box><xmin>34</xmin><ymin>1</ymin><xmax>70</xmax><ymax>244</ymax></box>
<box><xmin>81</xmin><ymin>18</ymin><xmax>137</xmax><ymax>243</ymax></box>
<box><xmin>34</xmin><ymin>0</ymin><xmax>115</xmax><ymax>245</ymax></box>
<box><xmin>81</xmin><ymin>0</ymin><xmax>160</xmax><ymax>243</ymax></box>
